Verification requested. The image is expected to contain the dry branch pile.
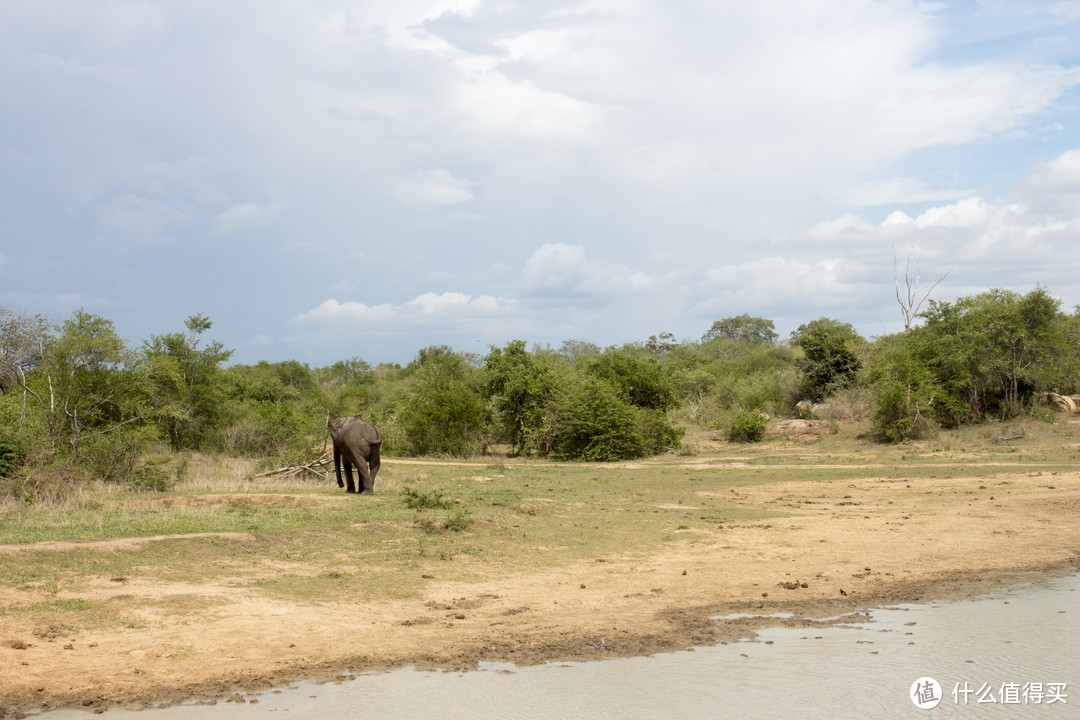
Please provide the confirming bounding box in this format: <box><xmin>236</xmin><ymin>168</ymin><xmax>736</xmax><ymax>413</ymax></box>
<box><xmin>255</xmin><ymin>453</ymin><xmax>332</xmax><ymax>480</ymax></box>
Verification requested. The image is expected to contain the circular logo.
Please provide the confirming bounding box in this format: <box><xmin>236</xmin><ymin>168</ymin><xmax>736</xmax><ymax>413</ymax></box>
<box><xmin>911</xmin><ymin>677</ymin><xmax>943</xmax><ymax>709</ymax></box>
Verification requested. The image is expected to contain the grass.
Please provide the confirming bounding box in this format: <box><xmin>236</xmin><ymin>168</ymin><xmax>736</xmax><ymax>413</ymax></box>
<box><xmin>1</xmin><ymin>416</ymin><xmax>1077</xmax><ymax>612</ymax></box>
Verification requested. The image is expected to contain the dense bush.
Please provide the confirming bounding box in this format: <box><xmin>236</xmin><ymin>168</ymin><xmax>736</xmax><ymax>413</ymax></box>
<box><xmin>3</xmin><ymin>284</ymin><xmax>1078</xmax><ymax>485</ymax></box>
<box><xmin>728</xmin><ymin>409</ymin><xmax>768</xmax><ymax>443</ymax></box>
<box><xmin>0</xmin><ymin>437</ymin><xmax>24</xmax><ymax>478</ymax></box>
<box><xmin>549</xmin><ymin>375</ymin><xmax>646</xmax><ymax>461</ymax></box>
<box><xmin>395</xmin><ymin>352</ymin><xmax>489</xmax><ymax>456</ymax></box>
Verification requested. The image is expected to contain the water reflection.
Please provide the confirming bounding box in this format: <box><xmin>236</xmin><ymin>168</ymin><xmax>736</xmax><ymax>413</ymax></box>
<box><xmin>39</xmin><ymin>574</ymin><xmax>1078</xmax><ymax>719</ymax></box>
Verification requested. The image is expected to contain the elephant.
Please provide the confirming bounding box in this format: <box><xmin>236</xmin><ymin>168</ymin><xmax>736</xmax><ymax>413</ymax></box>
<box><xmin>326</xmin><ymin>415</ymin><xmax>382</xmax><ymax>494</ymax></box>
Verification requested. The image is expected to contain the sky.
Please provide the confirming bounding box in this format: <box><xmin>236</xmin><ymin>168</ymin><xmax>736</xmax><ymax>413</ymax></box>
<box><xmin>2</xmin><ymin>0</ymin><xmax>1079</xmax><ymax>367</ymax></box>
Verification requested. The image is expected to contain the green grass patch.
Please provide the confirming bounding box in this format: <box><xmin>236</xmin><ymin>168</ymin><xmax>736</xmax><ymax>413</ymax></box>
<box><xmin>1</xmin><ymin>417</ymin><xmax>1075</xmax><ymax>607</ymax></box>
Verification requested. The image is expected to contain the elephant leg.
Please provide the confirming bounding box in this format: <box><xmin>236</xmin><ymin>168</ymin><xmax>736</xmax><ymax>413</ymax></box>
<box><xmin>343</xmin><ymin>459</ymin><xmax>358</xmax><ymax>494</ymax></box>
<box><xmin>363</xmin><ymin>446</ymin><xmax>381</xmax><ymax>495</ymax></box>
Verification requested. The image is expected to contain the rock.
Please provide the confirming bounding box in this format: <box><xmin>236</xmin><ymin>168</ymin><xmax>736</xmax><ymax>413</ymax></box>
<box><xmin>1046</xmin><ymin>392</ymin><xmax>1076</xmax><ymax>413</ymax></box>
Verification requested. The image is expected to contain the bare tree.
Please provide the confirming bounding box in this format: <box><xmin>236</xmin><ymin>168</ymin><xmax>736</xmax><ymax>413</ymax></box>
<box><xmin>894</xmin><ymin>246</ymin><xmax>950</xmax><ymax>331</ymax></box>
<box><xmin>0</xmin><ymin>308</ymin><xmax>52</xmax><ymax>393</ymax></box>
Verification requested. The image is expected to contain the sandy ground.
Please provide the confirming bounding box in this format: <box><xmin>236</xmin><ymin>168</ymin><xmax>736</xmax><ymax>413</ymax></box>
<box><xmin>2</xmin><ymin>465</ymin><xmax>1078</xmax><ymax>715</ymax></box>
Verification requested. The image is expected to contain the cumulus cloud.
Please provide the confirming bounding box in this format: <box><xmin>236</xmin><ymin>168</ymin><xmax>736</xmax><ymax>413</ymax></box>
<box><xmin>519</xmin><ymin>243</ymin><xmax>672</xmax><ymax>297</ymax></box>
<box><xmin>702</xmin><ymin>257</ymin><xmax>852</xmax><ymax>309</ymax></box>
<box><xmin>291</xmin><ymin>291</ymin><xmax>511</xmax><ymax>327</ymax></box>
<box><xmin>1024</xmin><ymin>148</ymin><xmax>1080</xmax><ymax>212</ymax></box>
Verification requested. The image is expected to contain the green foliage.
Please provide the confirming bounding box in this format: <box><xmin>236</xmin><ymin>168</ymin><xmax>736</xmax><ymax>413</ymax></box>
<box><xmin>0</xmin><ymin>437</ymin><xmax>25</xmax><ymax>477</ymax></box>
<box><xmin>645</xmin><ymin>331</ymin><xmax>677</xmax><ymax>355</ymax></box>
<box><xmin>402</xmin><ymin>487</ymin><xmax>452</xmax><ymax>510</ymax></box>
<box><xmin>791</xmin><ymin>318</ymin><xmax>863</xmax><ymax>402</ymax></box>
<box><xmin>665</xmin><ymin>339</ymin><xmax>798</xmax><ymax>427</ymax></box>
<box><xmin>583</xmin><ymin>349</ymin><xmax>679</xmax><ymax>411</ymax></box>
<box><xmin>702</xmin><ymin>314</ymin><xmax>778</xmax><ymax>344</ymax></box>
<box><xmin>728</xmin><ymin>409</ymin><xmax>768</xmax><ymax>443</ymax></box>
<box><xmin>484</xmin><ymin>340</ymin><xmax>557</xmax><ymax>455</ymax></box>
<box><xmin>218</xmin><ymin>360</ymin><xmax>327</xmax><ymax>458</ymax></box>
<box><xmin>127</xmin><ymin>457</ymin><xmax>175</xmax><ymax>492</ymax></box>
<box><xmin>867</xmin><ymin>339</ymin><xmax>941</xmax><ymax>442</ymax></box>
<box><xmin>143</xmin><ymin>315</ymin><xmax>234</xmax><ymax>451</ymax></box>
<box><xmin>549</xmin><ymin>375</ymin><xmax>645</xmax><ymax>461</ymax></box>
<box><xmin>635</xmin><ymin>407</ymin><xmax>685</xmax><ymax>454</ymax></box>
<box><xmin>916</xmin><ymin>287</ymin><xmax>1069</xmax><ymax>421</ymax></box>
<box><xmin>396</xmin><ymin>351</ymin><xmax>488</xmax><ymax>456</ymax></box>
<box><xmin>443</xmin><ymin>508</ymin><xmax>474</xmax><ymax>532</ymax></box>
<box><xmin>19</xmin><ymin>310</ymin><xmax>148</xmax><ymax>462</ymax></box>
<box><xmin>863</xmin><ymin>286</ymin><xmax>1076</xmax><ymax>440</ymax></box>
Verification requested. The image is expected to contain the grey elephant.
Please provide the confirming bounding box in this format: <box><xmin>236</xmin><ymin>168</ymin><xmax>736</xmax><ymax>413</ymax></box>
<box><xmin>326</xmin><ymin>415</ymin><xmax>382</xmax><ymax>494</ymax></box>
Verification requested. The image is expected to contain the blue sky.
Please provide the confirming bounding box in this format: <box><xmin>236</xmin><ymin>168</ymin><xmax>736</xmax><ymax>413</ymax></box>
<box><xmin>2</xmin><ymin>0</ymin><xmax>1079</xmax><ymax>366</ymax></box>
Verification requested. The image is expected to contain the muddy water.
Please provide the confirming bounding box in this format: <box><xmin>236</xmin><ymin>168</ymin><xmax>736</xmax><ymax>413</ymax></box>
<box><xmin>41</xmin><ymin>575</ymin><xmax>1078</xmax><ymax>719</ymax></box>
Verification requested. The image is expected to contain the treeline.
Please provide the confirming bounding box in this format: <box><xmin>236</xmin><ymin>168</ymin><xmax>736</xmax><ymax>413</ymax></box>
<box><xmin>2</xmin><ymin>286</ymin><xmax>1078</xmax><ymax>489</ymax></box>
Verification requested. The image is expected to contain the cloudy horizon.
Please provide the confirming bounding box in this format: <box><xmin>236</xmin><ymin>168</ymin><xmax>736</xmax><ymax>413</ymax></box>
<box><xmin>2</xmin><ymin>1</ymin><xmax>1078</xmax><ymax>366</ymax></box>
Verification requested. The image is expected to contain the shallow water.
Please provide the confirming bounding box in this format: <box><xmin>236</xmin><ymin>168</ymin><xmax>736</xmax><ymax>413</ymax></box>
<box><xmin>39</xmin><ymin>574</ymin><xmax>1078</xmax><ymax>719</ymax></box>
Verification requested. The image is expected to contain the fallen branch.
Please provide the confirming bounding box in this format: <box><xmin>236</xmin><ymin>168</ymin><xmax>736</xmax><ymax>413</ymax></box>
<box><xmin>256</xmin><ymin>453</ymin><xmax>332</xmax><ymax>479</ymax></box>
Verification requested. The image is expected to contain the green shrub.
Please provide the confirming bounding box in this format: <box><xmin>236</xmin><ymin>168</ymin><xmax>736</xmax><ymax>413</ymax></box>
<box><xmin>728</xmin><ymin>410</ymin><xmax>768</xmax><ymax>443</ymax></box>
<box><xmin>0</xmin><ymin>437</ymin><xmax>25</xmax><ymax>478</ymax></box>
<box><xmin>550</xmin><ymin>376</ymin><xmax>645</xmax><ymax>461</ymax></box>
<box><xmin>396</xmin><ymin>352</ymin><xmax>489</xmax><ymax>456</ymax></box>
<box><xmin>636</xmin><ymin>407</ymin><xmax>684</xmax><ymax>455</ymax></box>
<box><xmin>403</xmin><ymin>487</ymin><xmax>452</xmax><ymax>510</ymax></box>
<box><xmin>443</xmin><ymin>508</ymin><xmax>473</xmax><ymax>532</ymax></box>
<box><xmin>871</xmin><ymin>381</ymin><xmax>938</xmax><ymax>443</ymax></box>
<box><xmin>128</xmin><ymin>457</ymin><xmax>174</xmax><ymax>492</ymax></box>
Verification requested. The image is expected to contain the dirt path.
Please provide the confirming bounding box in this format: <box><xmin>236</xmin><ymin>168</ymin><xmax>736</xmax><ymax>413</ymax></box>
<box><xmin>2</xmin><ymin>469</ymin><xmax>1078</xmax><ymax>715</ymax></box>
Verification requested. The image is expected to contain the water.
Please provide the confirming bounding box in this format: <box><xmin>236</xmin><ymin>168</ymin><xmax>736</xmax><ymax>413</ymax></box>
<box><xmin>38</xmin><ymin>574</ymin><xmax>1078</xmax><ymax>719</ymax></box>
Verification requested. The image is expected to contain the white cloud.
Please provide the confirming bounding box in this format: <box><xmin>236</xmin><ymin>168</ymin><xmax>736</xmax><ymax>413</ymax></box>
<box><xmin>804</xmin><ymin>214</ymin><xmax>874</xmax><ymax>241</ymax></box>
<box><xmin>393</xmin><ymin>169</ymin><xmax>476</xmax><ymax>209</ymax></box>
<box><xmin>702</xmin><ymin>257</ymin><xmax>851</xmax><ymax>308</ymax></box>
<box><xmin>292</xmin><ymin>291</ymin><xmax>511</xmax><ymax>327</ymax></box>
<box><xmin>840</xmin><ymin>177</ymin><xmax>974</xmax><ymax>206</ymax></box>
<box><xmin>519</xmin><ymin>243</ymin><xmax>672</xmax><ymax>296</ymax></box>
<box><xmin>1028</xmin><ymin>148</ymin><xmax>1080</xmax><ymax>191</ymax></box>
<box><xmin>212</xmin><ymin>202</ymin><xmax>281</xmax><ymax>235</ymax></box>
<box><xmin>911</xmin><ymin>197</ymin><xmax>995</xmax><ymax>229</ymax></box>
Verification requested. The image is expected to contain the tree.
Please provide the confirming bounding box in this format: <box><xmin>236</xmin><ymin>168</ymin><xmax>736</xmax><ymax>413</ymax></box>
<box><xmin>703</xmin><ymin>315</ymin><xmax>778</xmax><ymax>344</ymax></box>
<box><xmin>143</xmin><ymin>315</ymin><xmax>234</xmax><ymax>450</ymax></box>
<box><xmin>397</xmin><ymin>351</ymin><xmax>488</xmax><ymax>456</ymax></box>
<box><xmin>483</xmin><ymin>340</ymin><xmax>557</xmax><ymax>455</ymax></box>
<box><xmin>557</xmin><ymin>339</ymin><xmax>600</xmax><ymax>363</ymax></box>
<box><xmin>18</xmin><ymin>310</ymin><xmax>145</xmax><ymax>461</ymax></box>
<box><xmin>645</xmin><ymin>331</ymin><xmax>677</xmax><ymax>355</ymax></box>
<box><xmin>584</xmin><ymin>349</ymin><xmax>679</xmax><ymax>412</ymax></box>
<box><xmin>0</xmin><ymin>308</ymin><xmax>52</xmax><ymax>396</ymax></box>
<box><xmin>868</xmin><ymin>337</ymin><xmax>942</xmax><ymax>442</ymax></box>
<box><xmin>549</xmin><ymin>375</ymin><xmax>645</xmax><ymax>461</ymax></box>
<box><xmin>791</xmin><ymin>318</ymin><xmax>862</xmax><ymax>402</ymax></box>
<box><xmin>894</xmin><ymin>246</ymin><xmax>949</xmax><ymax>331</ymax></box>
<box><xmin>917</xmin><ymin>287</ymin><xmax>1067</xmax><ymax>420</ymax></box>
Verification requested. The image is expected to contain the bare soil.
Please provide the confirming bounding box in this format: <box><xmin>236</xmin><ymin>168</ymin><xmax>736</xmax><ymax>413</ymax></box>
<box><xmin>2</xmin><ymin>459</ymin><xmax>1078</xmax><ymax>715</ymax></box>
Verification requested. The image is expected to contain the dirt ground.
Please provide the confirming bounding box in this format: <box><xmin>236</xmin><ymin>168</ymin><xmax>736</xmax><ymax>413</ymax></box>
<box><xmin>2</xmin><ymin>463</ymin><xmax>1079</xmax><ymax>715</ymax></box>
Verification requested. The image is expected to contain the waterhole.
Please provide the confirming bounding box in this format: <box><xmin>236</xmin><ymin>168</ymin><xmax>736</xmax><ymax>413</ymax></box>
<box><xmin>39</xmin><ymin>574</ymin><xmax>1078</xmax><ymax>719</ymax></box>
